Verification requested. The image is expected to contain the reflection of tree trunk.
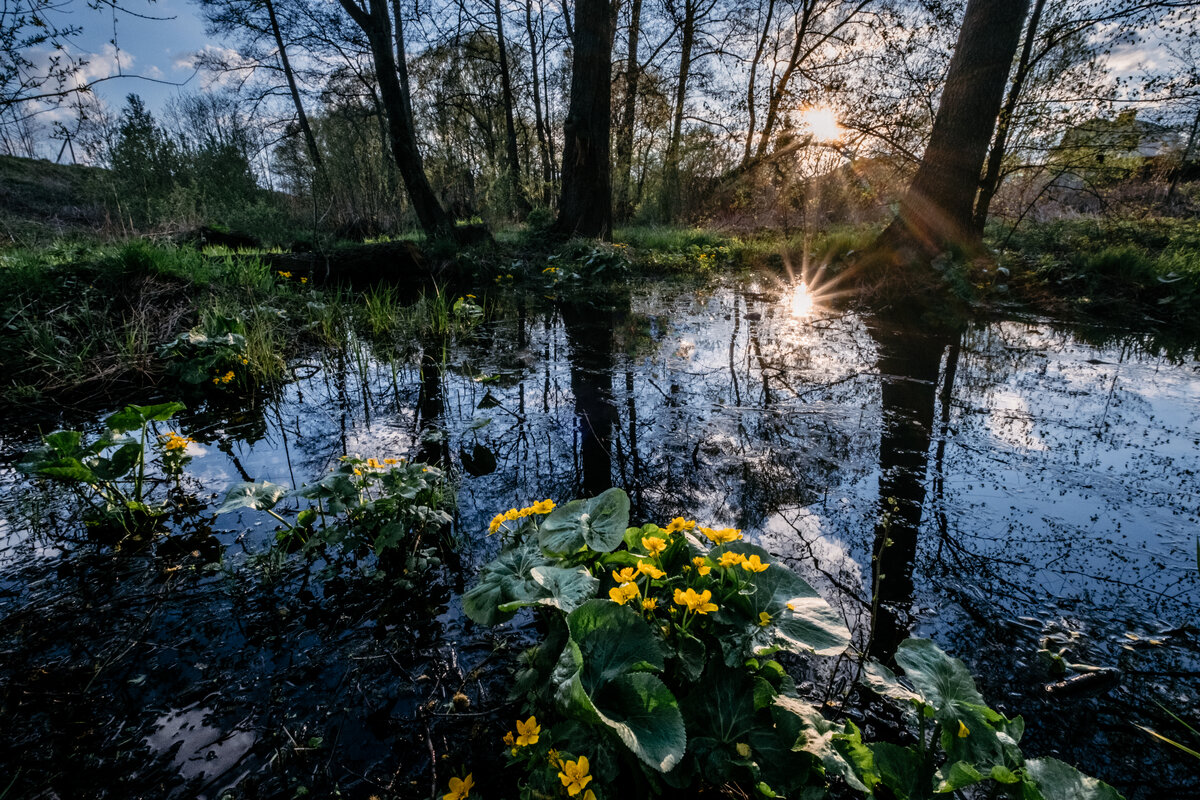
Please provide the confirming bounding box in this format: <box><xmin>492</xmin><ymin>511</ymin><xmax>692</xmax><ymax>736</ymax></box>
<box><xmin>562</xmin><ymin>300</ymin><xmax>625</xmax><ymax>496</ymax></box>
<box><xmin>415</xmin><ymin>346</ymin><xmax>449</xmax><ymax>468</ymax></box>
<box><xmin>868</xmin><ymin>322</ymin><xmax>960</xmax><ymax>663</ymax></box>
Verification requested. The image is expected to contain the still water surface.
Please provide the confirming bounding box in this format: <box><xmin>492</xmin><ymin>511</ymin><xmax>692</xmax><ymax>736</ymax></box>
<box><xmin>1</xmin><ymin>274</ymin><xmax>1197</xmax><ymax>798</ymax></box>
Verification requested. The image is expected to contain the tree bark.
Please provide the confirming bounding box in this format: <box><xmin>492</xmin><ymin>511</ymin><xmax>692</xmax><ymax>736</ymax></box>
<box><xmin>660</xmin><ymin>0</ymin><xmax>696</xmax><ymax>220</ymax></box>
<box><xmin>493</xmin><ymin>0</ymin><xmax>529</xmax><ymax>216</ymax></box>
<box><xmin>338</xmin><ymin>0</ymin><xmax>458</xmax><ymax>237</ymax></box>
<box><xmin>872</xmin><ymin>0</ymin><xmax>1030</xmax><ymax>262</ymax></box>
<box><xmin>264</xmin><ymin>0</ymin><xmax>322</xmax><ymax>171</ymax></box>
<box><xmin>613</xmin><ymin>0</ymin><xmax>643</xmax><ymax>221</ymax></box>
<box><xmin>525</xmin><ymin>0</ymin><xmax>554</xmax><ymax>206</ymax></box>
<box><xmin>741</xmin><ymin>0</ymin><xmax>776</xmax><ymax>167</ymax></box>
<box><xmin>972</xmin><ymin>0</ymin><xmax>1046</xmax><ymax>233</ymax></box>
<box><xmin>554</xmin><ymin>0</ymin><xmax>614</xmax><ymax>238</ymax></box>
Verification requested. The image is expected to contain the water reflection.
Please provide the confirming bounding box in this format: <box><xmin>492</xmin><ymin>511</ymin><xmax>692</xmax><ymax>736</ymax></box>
<box><xmin>0</xmin><ymin>274</ymin><xmax>1197</xmax><ymax>799</ymax></box>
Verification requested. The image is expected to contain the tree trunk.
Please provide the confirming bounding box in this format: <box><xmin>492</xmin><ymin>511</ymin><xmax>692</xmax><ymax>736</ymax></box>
<box><xmin>493</xmin><ymin>0</ymin><xmax>529</xmax><ymax>216</ymax></box>
<box><xmin>525</xmin><ymin>0</ymin><xmax>554</xmax><ymax>206</ymax></box>
<box><xmin>752</xmin><ymin>1</ymin><xmax>812</xmax><ymax>162</ymax></box>
<box><xmin>972</xmin><ymin>0</ymin><xmax>1045</xmax><ymax>233</ymax></box>
<box><xmin>264</xmin><ymin>0</ymin><xmax>322</xmax><ymax>171</ymax></box>
<box><xmin>1166</xmin><ymin>102</ymin><xmax>1200</xmax><ymax>207</ymax></box>
<box><xmin>554</xmin><ymin>0</ymin><xmax>614</xmax><ymax>238</ymax></box>
<box><xmin>338</xmin><ymin>0</ymin><xmax>458</xmax><ymax>238</ymax></box>
<box><xmin>741</xmin><ymin>0</ymin><xmax>776</xmax><ymax>167</ymax></box>
<box><xmin>872</xmin><ymin>0</ymin><xmax>1029</xmax><ymax>263</ymax></box>
<box><xmin>613</xmin><ymin>0</ymin><xmax>643</xmax><ymax>221</ymax></box>
<box><xmin>660</xmin><ymin>0</ymin><xmax>695</xmax><ymax>221</ymax></box>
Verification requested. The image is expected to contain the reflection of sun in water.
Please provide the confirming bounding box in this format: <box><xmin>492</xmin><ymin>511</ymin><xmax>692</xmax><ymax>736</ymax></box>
<box><xmin>790</xmin><ymin>281</ymin><xmax>815</xmax><ymax>318</ymax></box>
<box><xmin>799</xmin><ymin>106</ymin><xmax>843</xmax><ymax>143</ymax></box>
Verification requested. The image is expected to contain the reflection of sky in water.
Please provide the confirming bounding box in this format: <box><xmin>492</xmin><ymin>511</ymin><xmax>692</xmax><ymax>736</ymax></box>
<box><xmin>1</xmin><ymin>275</ymin><xmax>1197</xmax><ymax>797</ymax></box>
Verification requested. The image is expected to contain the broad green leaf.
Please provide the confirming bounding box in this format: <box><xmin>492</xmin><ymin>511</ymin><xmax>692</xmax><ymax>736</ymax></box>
<box><xmin>29</xmin><ymin>459</ymin><xmax>96</xmax><ymax>483</ymax></box>
<box><xmin>130</xmin><ymin>401</ymin><xmax>187</xmax><ymax>422</ymax></box>
<box><xmin>539</xmin><ymin>488</ymin><xmax>629</xmax><ymax>554</ymax></box>
<box><xmin>568</xmin><ymin>600</ymin><xmax>664</xmax><ymax>687</ymax></box>
<box><xmin>773</xmin><ymin>695</ymin><xmax>868</xmax><ymax>792</ymax></box>
<box><xmin>1024</xmin><ymin>758</ymin><xmax>1124</xmax><ymax>800</ymax></box>
<box><xmin>89</xmin><ymin>442</ymin><xmax>141</xmax><ymax>481</ymax></box>
<box><xmin>497</xmin><ymin>565</ymin><xmax>600</xmax><ymax>616</ymax></box>
<box><xmin>934</xmin><ymin>760</ymin><xmax>984</xmax><ymax>792</ymax></box>
<box><xmin>218</xmin><ymin>481</ymin><xmax>291</xmax><ymax>514</ymax></box>
<box><xmin>716</xmin><ymin>541</ymin><xmax>850</xmax><ymax>656</ymax></box>
<box><xmin>871</xmin><ymin>742</ymin><xmax>923</xmax><ymax>800</ymax></box>
<box><xmin>894</xmin><ymin>638</ymin><xmax>985</xmax><ymax>710</ymax></box>
<box><xmin>862</xmin><ymin>660</ymin><xmax>922</xmax><ymax>705</ymax></box>
<box><xmin>593</xmin><ymin>672</ymin><xmax>686</xmax><ymax>773</ymax></box>
<box><xmin>462</xmin><ymin>537</ymin><xmax>552</xmax><ymax>625</ymax></box>
<box><xmin>684</xmin><ymin>664</ymin><xmax>756</xmax><ymax>747</ymax></box>
<box><xmin>42</xmin><ymin>430</ymin><xmax>84</xmax><ymax>455</ymax></box>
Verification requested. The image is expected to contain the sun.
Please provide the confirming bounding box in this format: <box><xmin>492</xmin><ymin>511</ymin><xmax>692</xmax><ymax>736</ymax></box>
<box><xmin>799</xmin><ymin>106</ymin><xmax>843</xmax><ymax>143</ymax></box>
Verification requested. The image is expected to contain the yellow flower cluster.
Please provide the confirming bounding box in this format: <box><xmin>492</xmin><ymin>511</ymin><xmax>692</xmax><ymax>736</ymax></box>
<box><xmin>362</xmin><ymin>457</ymin><xmax>400</xmax><ymax>469</ymax></box>
<box><xmin>715</xmin><ymin>551</ymin><xmax>769</xmax><ymax>572</ymax></box>
<box><xmin>664</xmin><ymin>517</ymin><xmax>696</xmax><ymax>535</ymax></box>
<box><xmin>674</xmin><ymin>587</ymin><xmax>718</xmax><ymax>615</ymax></box>
<box><xmin>161</xmin><ymin>432</ymin><xmax>194</xmax><ymax>452</ymax></box>
<box><xmin>488</xmin><ymin>499</ymin><xmax>556</xmax><ymax>534</ymax></box>
<box><xmin>699</xmin><ymin>526</ymin><xmax>742</xmax><ymax>545</ymax></box>
<box><xmin>212</xmin><ymin>370</ymin><xmax>235</xmax><ymax>385</ymax></box>
<box><xmin>278</xmin><ymin>271</ymin><xmax>292</xmax><ymax>278</ymax></box>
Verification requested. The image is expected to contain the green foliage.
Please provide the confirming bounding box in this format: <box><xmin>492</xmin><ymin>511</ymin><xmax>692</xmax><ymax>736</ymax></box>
<box><xmin>17</xmin><ymin>402</ymin><xmax>191</xmax><ymax>537</ymax></box>
<box><xmin>219</xmin><ymin>455</ymin><xmax>452</xmax><ymax>562</ymax></box>
<box><xmin>467</xmin><ymin>489</ymin><xmax>1127</xmax><ymax>799</ymax></box>
<box><xmin>158</xmin><ymin>313</ymin><xmax>254</xmax><ymax>393</ymax></box>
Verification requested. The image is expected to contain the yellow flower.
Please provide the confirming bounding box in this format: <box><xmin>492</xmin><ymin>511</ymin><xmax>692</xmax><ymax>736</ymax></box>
<box><xmin>718</xmin><ymin>552</ymin><xmax>746</xmax><ymax>568</ymax></box>
<box><xmin>741</xmin><ymin>554</ymin><xmax>769</xmax><ymax>572</ymax></box>
<box><xmin>758</xmin><ymin>611</ymin><xmax>771</xmax><ymax>627</ymax></box>
<box><xmin>488</xmin><ymin>513</ymin><xmax>507</xmax><ymax>535</ymax></box>
<box><xmin>583</xmin><ymin>791</ymin><xmax>597</xmax><ymax>800</ymax></box>
<box><xmin>636</xmin><ymin>561</ymin><xmax>665</xmax><ymax>579</ymax></box>
<box><xmin>641</xmin><ymin>536</ymin><xmax>667</xmax><ymax>557</ymax></box>
<box><xmin>691</xmin><ymin>557</ymin><xmax>712</xmax><ymax>576</ymax></box>
<box><xmin>516</xmin><ymin>715</ymin><xmax>541</xmax><ymax>746</ymax></box>
<box><xmin>642</xmin><ymin>598</ymin><xmax>658</xmax><ymax>611</ymax></box>
<box><xmin>530</xmin><ymin>499</ymin><xmax>556</xmax><ymax>514</ymax></box>
<box><xmin>300</xmin><ymin>276</ymin><xmax>308</xmax><ymax>284</ymax></box>
<box><xmin>609</xmin><ymin>582</ymin><xmax>639</xmax><ymax>605</ymax></box>
<box><xmin>504</xmin><ymin>508</ymin><xmax>521</xmax><ymax>521</ymax></box>
<box><xmin>664</xmin><ymin>517</ymin><xmax>696</xmax><ymax>535</ymax></box>
<box><xmin>503</xmin><ymin>731</ymin><xmax>515</xmax><ymax>746</ymax></box>
<box><xmin>958</xmin><ymin>720</ymin><xmax>970</xmax><ymax>738</ymax></box>
<box><xmin>365</xmin><ymin>458</ymin><xmax>382</xmax><ymax>469</ymax></box>
<box><xmin>699</xmin><ymin>526</ymin><xmax>742</xmax><ymax>545</ymax></box>
<box><xmin>612</xmin><ymin>567</ymin><xmax>637</xmax><ymax>584</ymax></box>
<box><xmin>240</xmin><ymin>357</ymin><xmax>249</xmax><ymax>364</ymax></box>
<box><xmin>278</xmin><ymin>271</ymin><xmax>292</xmax><ymax>278</ymax></box>
<box><xmin>558</xmin><ymin>756</ymin><xmax>592</xmax><ymax>796</ymax></box>
<box><xmin>674</xmin><ymin>587</ymin><xmax>718</xmax><ymax>615</ymax></box>
<box><xmin>443</xmin><ymin>773</ymin><xmax>473</xmax><ymax>800</ymax></box>
<box><xmin>466</xmin><ymin>293</ymin><xmax>477</xmax><ymax>299</ymax></box>
<box><xmin>547</xmin><ymin>748</ymin><xmax>562</xmax><ymax>766</ymax></box>
<box><xmin>218</xmin><ymin>370</ymin><xmax>235</xmax><ymax>384</ymax></box>
<box><xmin>161</xmin><ymin>432</ymin><xmax>194</xmax><ymax>452</ymax></box>
<box><xmin>384</xmin><ymin>458</ymin><xmax>398</xmax><ymax>464</ymax></box>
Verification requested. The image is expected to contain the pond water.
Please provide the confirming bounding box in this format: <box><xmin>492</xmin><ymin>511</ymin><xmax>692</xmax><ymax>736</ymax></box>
<box><xmin>1</xmin><ymin>272</ymin><xmax>1197</xmax><ymax>799</ymax></box>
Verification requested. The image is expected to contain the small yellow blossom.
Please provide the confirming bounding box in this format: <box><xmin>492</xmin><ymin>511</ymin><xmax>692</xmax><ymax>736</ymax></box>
<box><xmin>699</xmin><ymin>526</ymin><xmax>743</xmax><ymax>545</ymax></box>
<box><xmin>741</xmin><ymin>554</ymin><xmax>769</xmax><ymax>572</ymax></box>
<box><xmin>503</xmin><ymin>731</ymin><xmax>515</xmax><ymax>746</ymax></box>
<box><xmin>641</xmin><ymin>536</ymin><xmax>668</xmax><ymax>557</ymax></box>
<box><xmin>278</xmin><ymin>271</ymin><xmax>292</xmax><ymax>278</ymax></box>
<box><xmin>240</xmin><ymin>357</ymin><xmax>249</xmax><ymax>364</ymax></box>
<box><xmin>691</xmin><ymin>557</ymin><xmax>712</xmax><ymax>576</ymax></box>
<box><xmin>558</xmin><ymin>756</ymin><xmax>592</xmax><ymax>796</ymax></box>
<box><xmin>664</xmin><ymin>517</ymin><xmax>696</xmax><ymax>535</ymax></box>
<box><xmin>547</xmin><ymin>748</ymin><xmax>562</xmax><ymax>766</ymax></box>
<box><xmin>488</xmin><ymin>513</ymin><xmax>507</xmax><ymax>535</ymax></box>
<box><xmin>365</xmin><ymin>458</ymin><xmax>382</xmax><ymax>469</ymax></box>
<box><xmin>443</xmin><ymin>773</ymin><xmax>473</xmax><ymax>800</ymax></box>
<box><xmin>718</xmin><ymin>552</ymin><xmax>747</xmax><ymax>568</ymax></box>
<box><xmin>161</xmin><ymin>432</ymin><xmax>194</xmax><ymax>452</ymax></box>
<box><xmin>516</xmin><ymin>716</ymin><xmax>541</xmax><ymax>747</ymax></box>
<box><xmin>758</xmin><ymin>611</ymin><xmax>771</xmax><ymax>627</ymax></box>
<box><xmin>384</xmin><ymin>458</ymin><xmax>398</xmax><ymax>464</ymax></box>
<box><xmin>674</xmin><ymin>587</ymin><xmax>718</xmax><ymax>615</ymax></box>
<box><xmin>529</xmin><ymin>499</ymin><xmax>556</xmax><ymax>514</ymax></box>
<box><xmin>466</xmin><ymin>293</ymin><xmax>477</xmax><ymax>299</ymax></box>
<box><xmin>612</xmin><ymin>567</ymin><xmax>638</xmax><ymax>584</ymax></box>
<box><xmin>300</xmin><ymin>276</ymin><xmax>308</xmax><ymax>284</ymax></box>
<box><xmin>958</xmin><ymin>721</ymin><xmax>970</xmax><ymax>738</ymax></box>
<box><xmin>609</xmin><ymin>582</ymin><xmax>640</xmax><ymax>605</ymax></box>
<box><xmin>636</xmin><ymin>561</ymin><xmax>665</xmax><ymax>580</ymax></box>
<box><xmin>642</xmin><ymin>598</ymin><xmax>658</xmax><ymax>611</ymax></box>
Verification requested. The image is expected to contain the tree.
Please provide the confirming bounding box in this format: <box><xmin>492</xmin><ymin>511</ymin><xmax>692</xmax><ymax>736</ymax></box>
<box><xmin>553</xmin><ymin>0</ymin><xmax>614</xmax><ymax>238</ymax></box>
<box><xmin>868</xmin><ymin>0</ymin><xmax>1030</xmax><ymax>265</ymax></box>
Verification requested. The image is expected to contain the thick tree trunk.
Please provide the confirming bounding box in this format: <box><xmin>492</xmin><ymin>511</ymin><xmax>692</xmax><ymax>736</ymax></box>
<box><xmin>554</xmin><ymin>0</ymin><xmax>614</xmax><ymax>239</ymax></box>
<box><xmin>339</xmin><ymin>0</ymin><xmax>458</xmax><ymax>238</ymax></box>
<box><xmin>873</xmin><ymin>0</ymin><xmax>1029</xmax><ymax>262</ymax></box>
<box><xmin>613</xmin><ymin>0</ymin><xmax>643</xmax><ymax>221</ymax></box>
<box><xmin>972</xmin><ymin>0</ymin><xmax>1046</xmax><ymax>233</ymax></box>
